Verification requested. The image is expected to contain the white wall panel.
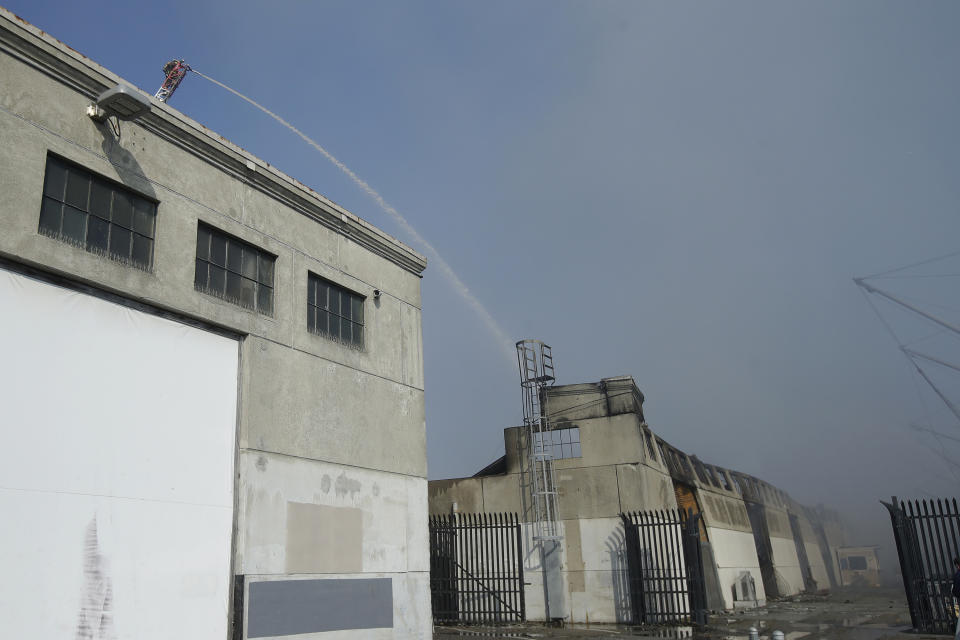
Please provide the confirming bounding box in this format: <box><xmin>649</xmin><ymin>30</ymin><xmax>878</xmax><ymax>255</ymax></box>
<box><xmin>0</xmin><ymin>268</ymin><xmax>239</xmax><ymax>639</ymax></box>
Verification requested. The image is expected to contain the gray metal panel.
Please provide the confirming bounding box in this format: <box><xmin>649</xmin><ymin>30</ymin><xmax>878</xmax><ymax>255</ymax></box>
<box><xmin>247</xmin><ymin>578</ymin><xmax>393</xmax><ymax>638</ymax></box>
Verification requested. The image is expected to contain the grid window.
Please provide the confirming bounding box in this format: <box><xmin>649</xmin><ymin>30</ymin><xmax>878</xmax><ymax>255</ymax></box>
<box><xmin>656</xmin><ymin>442</ymin><xmax>669</xmax><ymax>468</ymax></box>
<box><xmin>716</xmin><ymin>468</ymin><xmax>734</xmax><ymax>492</ymax></box>
<box><xmin>730</xmin><ymin>474</ymin><xmax>743</xmax><ymax>495</ymax></box>
<box><xmin>307</xmin><ymin>273</ymin><xmax>364</xmax><ymax>348</ymax></box>
<box><xmin>533</xmin><ymin>427</ymin><xmax>581</xmax><ymax>460</ymax></box>
<box><xmin>38</xmin><ymin>154</ymin><xmax>156</xmax><ymax>269</ymax></box>
<box><xmin>194</xmin><ymin>223</ymin><xmax>275</xmax><ymax>315</ymax></box>
<box><xmin>693</xmin><ymin>461</ymin><xmax>711</xmax><ymax>485</ymax></box>
<box><xmin>706</xmin><ymin>465</ymin><xmax>722</xmax><ymax>488</ymax></box>
<box><xmin>644</xmin><ymin>431</ymin><xmax>657</xmax><ymax>461</ymax></box>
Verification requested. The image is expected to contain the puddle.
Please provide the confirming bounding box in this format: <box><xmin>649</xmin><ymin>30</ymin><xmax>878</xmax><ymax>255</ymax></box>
<box><xmin>436</xmin><ymin>629</ymin><xmax>533</xmax><ymax>638</ymax></box>
<box><xmin>629</xmin><ymin>627</ymin><xmax>694</xmax><ymax>638</ymax></box>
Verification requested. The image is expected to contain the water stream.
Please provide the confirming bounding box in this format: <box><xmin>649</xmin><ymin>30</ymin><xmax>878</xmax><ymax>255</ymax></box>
<box><xmin>191</xmin><ymin>68</ymin><xmax>516</xmax><ymax>365</ymax></box>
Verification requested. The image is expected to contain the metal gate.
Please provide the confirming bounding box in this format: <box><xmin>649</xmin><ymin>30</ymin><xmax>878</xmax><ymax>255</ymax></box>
<box><xmin>621</xmin><ymin>509</ymin><xmax>709</xmax><ymax>625</ymax></box>
<box><xmin>884</xmin><ymin>497</ymin><xmax>960</xmax><ymax>634</ymax></box>
<box><xmin>428</xmin><ymin>513</ymin><xmax>525</xmax><ymax>624</ymax></box>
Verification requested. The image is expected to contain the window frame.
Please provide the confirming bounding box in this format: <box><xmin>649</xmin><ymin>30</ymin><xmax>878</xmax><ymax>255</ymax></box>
<box><xmin>533</xmin><ymin>426</ymin><xmax>581</xmax><ymax>460</ymax></box>
<box><xmin>306</xmin><ymin>272</ymin><xmax>365</xmax><ymax>349</ymax></box>
<box><xmin>38</xmin><ymin>153</ymin><xmax>158</xmax><ymax>270</ymax></box>
<box><xmin>194</xmin><ymin>222</ymin><xmax>276</xmax><ymax>316</ymax></box>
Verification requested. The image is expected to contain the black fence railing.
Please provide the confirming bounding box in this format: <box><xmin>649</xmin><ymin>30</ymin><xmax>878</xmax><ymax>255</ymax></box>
<box><xmin>884</xmin><ymin>496</ymin><xmax>960</xmax><ymax>635</ymax></box>
<box><xmin>428</xmin><ymin>512</ymin><xmax>525</xmax><ymax>624</ymax></box>
<box><xmin>621</xmin><ymin>509</ymin><xmax>708</xmax><ymax>626</ymax></box>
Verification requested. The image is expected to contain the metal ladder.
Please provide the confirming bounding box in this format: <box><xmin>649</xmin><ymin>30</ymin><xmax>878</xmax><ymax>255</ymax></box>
<box><xmin>516</xmin><ymin>339</ymin><xmax>560</xmax><ymax>541</ymax></box>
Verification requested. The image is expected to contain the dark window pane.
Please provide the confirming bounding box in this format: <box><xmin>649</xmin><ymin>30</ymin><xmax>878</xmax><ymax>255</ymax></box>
<box><xmin>307</xmin><ymin>278</ymin><xmax>317</xmax><ymax>305</ymax></box>
<box><xmin>318</xmin><ymin>282</ymin><xmax>330</xmax><ymax>310</ymax></box>
<box><xmin>132</xmin><ymin>199</ymin><xmax>155</xmax><ymax>237</ymax></box>
<box><xmin>194</xmin><ymin>259</ymin><xmax>208</xmax><ymax>289</ymax></box>
<box><xmin>39</xmin><ymin>198</ymin><xmax>62</xmax><ymax>235</ymax></box>
<box><xmin>210</xmin><ymin>234</ymin><xmax>227</xmax><ymax>266</ymax></box>
<box><xmin>307</xmin><ymin>306</ymin><xmax>315</xmax><ymax>333</ymax></box>
<box><xmin>329</xmin><ymin>289</ymin><xmax>341</xmax><ymax>316</ymax></box>
<box><xmin>61</xmin><ymin>206</ymin><xmax>86</xmax><ymax>244</ymax></box>
<box><xmin>318</xmin><ymin>310</ymin><xmax>331</xmax><ymax>336</ymax></box>
<box><xmin>226</xmin><ymin>242</ymin><xmax>242</xmax><ymax>274</ymax></box>
<box><xmin>131</xmin><ymin>234</ymin><xmax>152</xmax><ymax>267</ymax></box>
<box><xmin>353</xmin><ymin>323</ymin><xmax>363</xmax><ymax>347</ymax></box>
<box><xmin>226</xmin><ymin>271</ymin><xmax>243</xmax><ymax>302</ymax></box>
<box><xmin>257</xmin><ymin>286</ymin><xmax>273</xmax><ymax>316</ymax></box>
<box><xmin>196</xmin><ymin>225</ymin><xmax>211</xmax><ymax>260</ymax></box>
<box><xmin>89</xmin><ymin>182</ymin><xmax>112</xmax><ymax>220</ymax></box>
<box><xmin>64</xmin><ymin>170</ymin><xmax>89</xmax><ymax>209</ymax></box>
<box><xmin>257</xmin><ymin>254</ymin><xmax>274</xmax><ymax>285</ymax></box>
<box><xmin>329</xmin><ymin>312</ymin><xmax>341</xmax><ymax>339</ymax></box>
<box><xmin>241</xmin><ymin>247</ymin><xmax>258</xmax><ymax>280</ymax></box>
<box><xmin>112</xmin><ymin>192</ymin><xmax>133</xmax><ymax>229</ymax></box>
<box><xmin>341</xmin><ymin>293</ymin><xmax>352</xmax><ymax>321</ymax></box>
<box><xmin>571</xmin><ymin>442</ymin><xmax>581</xmax><ymax>458</ymax></box>
<box><xmin>352</xmin><ymin>297</ymin><xmax>363</xmax><ymax>324</ymax></box>
<box><xmin>43</xmin><ymin>160</ymin><xmax>67</xmax><ymax>199</ymax></box>
<box><xmin>86</xmin><ymin>216</ymin><xmax>109</xmax><ymax>252</ymax></box>
<box><xmin>109</xmin><ymin>226</ymin><xmax>131</xmax><ymax>258</ymax></box>
<box><xmin>208</xmin><ymin>265</ymin><xmax>226</xmax><ymax>294</ymax></box>
<box><xmin>341</xmin><ymin>317</ymin><xmax>351</xmax><ymax>342</ymax></box>
<box><xmin>240</xmin><ymin>277</ymin><xmax>256</xmax><ymax>308</ymax></box>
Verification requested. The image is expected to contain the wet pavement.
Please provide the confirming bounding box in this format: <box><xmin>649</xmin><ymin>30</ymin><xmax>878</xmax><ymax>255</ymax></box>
<box><xmin>433</xmin><ymin>588</ymin><xmax>947</xmax><ymax>639</ymax></box>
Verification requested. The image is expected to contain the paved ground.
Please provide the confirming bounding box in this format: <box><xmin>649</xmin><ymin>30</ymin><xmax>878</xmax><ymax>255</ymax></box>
<box><xmin>434</xmin><ymin>588</ymin><xmax>949</xmax><ymax>639</ymax></box>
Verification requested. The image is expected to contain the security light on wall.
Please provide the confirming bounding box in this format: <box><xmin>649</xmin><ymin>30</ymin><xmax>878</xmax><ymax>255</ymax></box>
<box><xmin>86</xmin><ymin>84</ymin><xmax>151</xmax><ymax>122</ymax></box>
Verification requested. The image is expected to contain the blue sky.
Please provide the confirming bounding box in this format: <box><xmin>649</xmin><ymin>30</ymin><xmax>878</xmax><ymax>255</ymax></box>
<box><xmin>8</xmin><ymin>1</ymin><xmax>960</xmax><ymax>543</ymax></box>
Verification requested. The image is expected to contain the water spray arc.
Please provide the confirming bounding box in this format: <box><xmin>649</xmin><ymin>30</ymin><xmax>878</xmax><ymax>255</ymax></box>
<box><xmin>154</xmin><ymin>62</ymin><xmax>514</xmax><ymax>364</ymax></box>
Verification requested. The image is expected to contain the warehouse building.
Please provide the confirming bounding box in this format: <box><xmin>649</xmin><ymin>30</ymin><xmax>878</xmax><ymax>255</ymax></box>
<box><xmin>429</xmin><ymin>376</ymin><xmax>849</xmax><ymax>624</ymax></box>
<box><xmin>0</xmin><ymin>9</ymin><xmax>430</xmax><ymax>640</ymax></box>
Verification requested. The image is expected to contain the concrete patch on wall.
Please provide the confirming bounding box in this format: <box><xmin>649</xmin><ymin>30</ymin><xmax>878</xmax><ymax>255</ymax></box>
<box><xmin>334</xmin><ymin>472</ymin><xmax>362</xmax><ymax>498</ymax></box>
<box><xmin>285</xmin><ymin>502</ymin><xmax>362</xmax><ymax>574</ymax></box>
<box><xmin>247</xmin><ymin>578</ymin><xmax>392</xmax><ymax>637</ymax></box>
<box><xmin>565</xmin><ymin>519</ymin><xmax>586</xmax><ymax>593</ymax></box>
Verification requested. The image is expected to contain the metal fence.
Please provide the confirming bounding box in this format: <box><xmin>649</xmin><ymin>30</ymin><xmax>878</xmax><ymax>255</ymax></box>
<box><xmin>621</xmin><ymin>509</ymin><xmax>708</xmax><ymax>625</ymax></box>
<box><xmin>884</xmin><ymin>496</ymin><xmax>960</xmax><ymax>634</ymax></box>
<box><xmin>428</xmin><ymin>513</ymin><xmax>525</xmax><ymax>624</ymax></box>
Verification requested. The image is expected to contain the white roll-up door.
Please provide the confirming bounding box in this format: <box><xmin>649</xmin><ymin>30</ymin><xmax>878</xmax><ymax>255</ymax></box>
<box><xmin>0</xmin><ymin>267</ymin><xmax>239</xmax><ymax>639</ymax></box>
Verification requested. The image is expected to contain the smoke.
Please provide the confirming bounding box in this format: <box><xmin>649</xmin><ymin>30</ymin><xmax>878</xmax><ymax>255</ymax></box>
<box><xmin>190</xmin><ymin>69</ymin><xmax>516</xmax><ymax>365</ymax></box>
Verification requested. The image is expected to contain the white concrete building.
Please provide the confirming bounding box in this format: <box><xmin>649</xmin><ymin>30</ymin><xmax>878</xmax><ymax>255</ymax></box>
<box><xmin>0</xmin><ymin>9</ymin><xmax>431</xmax><ymax>639</ymax></box>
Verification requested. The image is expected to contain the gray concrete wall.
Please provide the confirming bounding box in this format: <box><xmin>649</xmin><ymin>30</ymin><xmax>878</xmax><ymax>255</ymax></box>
<box><xmin>786</xmin><ymin>501</ymin><xmax>832</xmax><ymax>592</ymax></box>
<box><xmin>430</xmin><ymin>380</ymin><xmax>680</xmax><ymax>623</ymax></box>
<box><xmin>731</xmin><ymin>472</ymin><xmax>806</xmax><ymax>597</ymax></box>
<box><xmin>811</xmin><ymin>505</ymin><xmax>847</xmax><ymax>586</ymax></box>
<box><xmin>429</xmin><ymin>374</ymin><xmax>858</xmax><ymax>619</ymax></box>
<box><xmin>0</xmin><ymin>10</ymin><xmax>430</xmax><ymax>639</ymax></box>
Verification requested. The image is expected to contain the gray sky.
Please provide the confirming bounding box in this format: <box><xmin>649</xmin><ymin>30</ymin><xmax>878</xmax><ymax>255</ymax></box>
<box><xmin>8</xmin><ymin>0</ymin><xmax>960</xmax><ymax>547</ymax></box>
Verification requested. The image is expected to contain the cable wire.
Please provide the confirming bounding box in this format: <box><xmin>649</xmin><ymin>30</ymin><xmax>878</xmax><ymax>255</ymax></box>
<box><xmin>861</xmin><ymin>249</ymin><xmax>960</xmax><ymax>280</ymax></box>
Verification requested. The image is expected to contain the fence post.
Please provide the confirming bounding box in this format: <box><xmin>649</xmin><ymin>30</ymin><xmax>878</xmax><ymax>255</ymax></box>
<box><xmin>883</xmin><ymin>497</ymin><xmax>920</xmax><ymax>631</ymax></box>
<box><xmin>684</xmin><ymin>510</ymin><xmax>708</xmax><ymax>626</ymax></box>
<box><xmin>515</xmin><ymin>514</ymin><xmax>526</xmax><ymax>621</ymax></box>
